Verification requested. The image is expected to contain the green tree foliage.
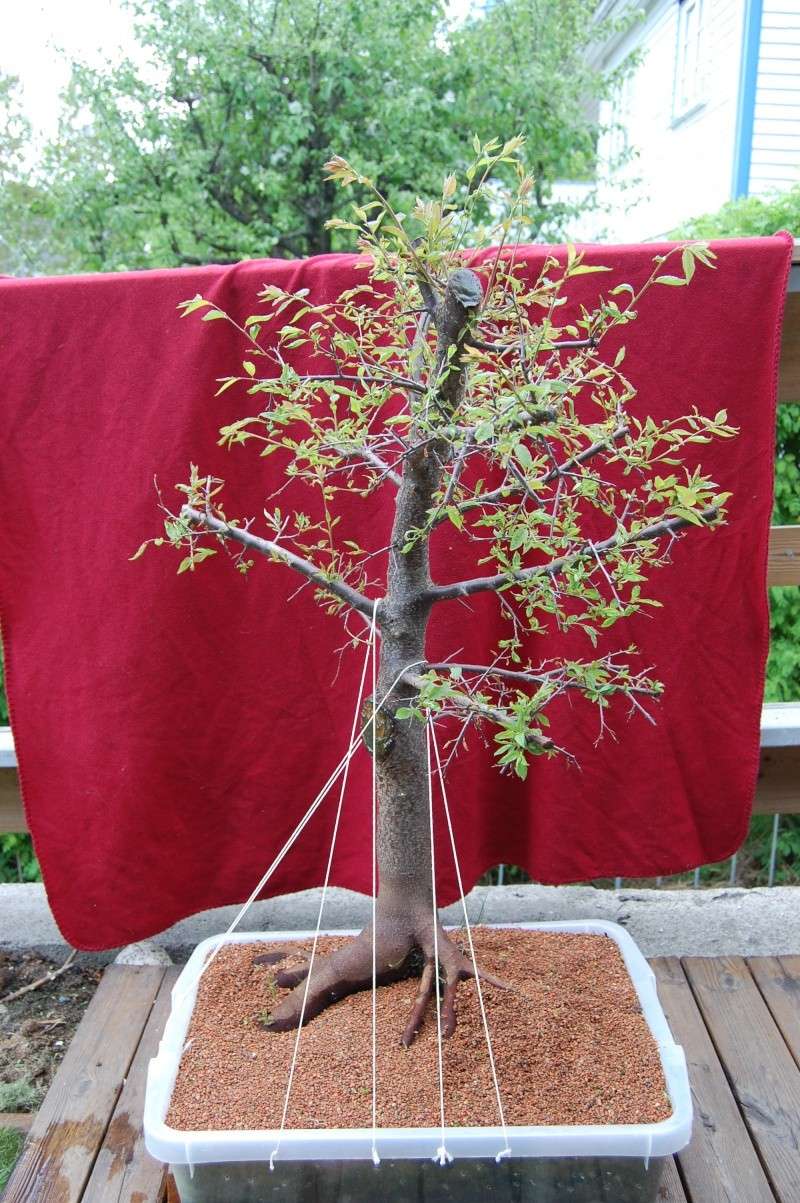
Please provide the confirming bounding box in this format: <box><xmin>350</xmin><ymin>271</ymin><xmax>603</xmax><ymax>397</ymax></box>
<box><xmin>149</xmin><ymin>142</ymin><xmax>732</xmax><ymax>779</ymax></box>
<box><xmin>4</xmin><ymin>0</ymin><xmax>634</xmax><ymax>274</ymax></box>
<box><xmin>674</xmin><ymin>188</ymin><xmax>800</xmax><ymax>702</ymax></box>
<box><xmin>137</xmin><ymin>142</ymin><xmax>738</xmax><ymax>1031</ymax></box>
<box><xmin>0</xmin><ymin>76</ymin><xmax>34</xmax><ymax>275</ymax></box>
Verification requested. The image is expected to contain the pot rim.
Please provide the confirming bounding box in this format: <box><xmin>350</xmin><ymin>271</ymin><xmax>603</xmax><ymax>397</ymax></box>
<box><xmin>143</xmin><ymin>919</ymin><xmax>692</xmax><ymax>1165</ymax></box>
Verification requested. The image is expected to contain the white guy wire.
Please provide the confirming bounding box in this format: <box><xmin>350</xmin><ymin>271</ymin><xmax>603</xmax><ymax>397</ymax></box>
<box><xmin>426</xmin><ymin>717</ymin><xmax>452</xmax><ymax>1167</ymax></box>
<box><xmin>177</xmin><ymin>650</ymin><xmax>429</xmax><ymax>1008</ymax></box>
<box><xmin>270</xmin><ymin>605</ymin><xmax>378</xmax><ymax>1169</ymax></box>
<box><xmin>429</xmin><ymin>720</ymin><xmax>511</xmax><ymax>1162</ymax></box>
<box><xmin>175</xmin><ymin>733</ymin><xmax>363</xmax><ymax>1008</ymax></box>
<box><xmin>370</xmin><ymin>600</ymin><xmax>381</xmax><ymax>1166</ymax></box>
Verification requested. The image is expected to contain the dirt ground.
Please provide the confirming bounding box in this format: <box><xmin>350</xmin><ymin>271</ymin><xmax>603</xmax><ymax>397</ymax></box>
<box><xmin>0</xmin><ymin>950</ymin><xmax>100</xmax><ymax>1112</ymax></box>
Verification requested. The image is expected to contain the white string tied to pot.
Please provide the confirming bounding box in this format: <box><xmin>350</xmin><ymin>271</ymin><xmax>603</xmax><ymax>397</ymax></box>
<box><xmin>369</xmin><ymin>598</ymin><xmax>381</xmax><ymax>1167</ymax></box>
<box><xmin>425</xmin><ymin>716</ymin><xmax>453</xmax><ymax>1168</ymax></box>
<box><xmin>270</xmin><ymin>599</ymin><xmax>379</xmax><ymax>1170</ymax></box>
<box><xmin>429</xmin><ymin>719</ymin><xmax>511</xmax><ymax>1163</ymax></box>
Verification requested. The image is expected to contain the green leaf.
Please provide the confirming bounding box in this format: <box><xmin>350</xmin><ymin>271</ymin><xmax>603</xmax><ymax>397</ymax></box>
<box><xmin>568</xmin><ymin>264</ymin><xmax>611</xmax><ymax>276</ymax></box>
<box><xmin>129</xmin><ymin>541</ymin><xmax>150</xmax><ymax>561</ymax></box>
<box><xmin>215</xmin><ymin>377</ymin><xmax>238</xmax><ymax>396</ymax></box>
<box><xmin>201</xmin><ymin>309</ymin><xmax>227</xmax><ymax>321</ymax></box>
<box><xmin>177</xmin><ymin>547</ymin><xmax>217</xmax><ymax>574</ymax></box>
<box><xmin>243</xmin><ymin>361</ymin><xmax>256</xmax><ymax>377</ymax></box>
<box><xmin>178</xmin><ymin>295</ymin><xmax>212</xmax><ymax>317</ymax></box>
<box><xmin>654</xmin><ymin>275</ymin><xmax>686</xmax><ymax>287</ymax></box>
<box><xmin>670</xmin><ymin>506</ymin><xmax>705</xmax><ymax>526</ymax></box>
<box><xmin>681</xmin><ymin>248</ymin><xmax>695</xmax><ymax>283</ymax></box>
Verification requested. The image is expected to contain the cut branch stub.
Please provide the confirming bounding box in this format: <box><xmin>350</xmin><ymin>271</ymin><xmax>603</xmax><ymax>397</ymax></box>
<box><xmin>361</xmin><ymin>696</ymin><xmax>395</xmax><ymax>760</ymax></box>
<box><xmin>431</xmin><ymin>267</ymin><xmax>484</xmax><ymax>414</ymax></box>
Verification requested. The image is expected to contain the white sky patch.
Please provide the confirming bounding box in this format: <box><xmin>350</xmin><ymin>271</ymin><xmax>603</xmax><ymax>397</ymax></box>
<box><xmin>1</xmin><ymin>0</ymin><xmax>135</xmax><ymax>138</ymax></box>
<box><xmin>2</xmin><ymin>0</ymin><xmax>479</xmax><ymax>142</ymax></box>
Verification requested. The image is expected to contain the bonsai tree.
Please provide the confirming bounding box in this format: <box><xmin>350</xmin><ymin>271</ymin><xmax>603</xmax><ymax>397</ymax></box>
<box><xmin>137</xmin><ymin>137</ymin><xmax>734</xmax><ymax>1044</ymax></box>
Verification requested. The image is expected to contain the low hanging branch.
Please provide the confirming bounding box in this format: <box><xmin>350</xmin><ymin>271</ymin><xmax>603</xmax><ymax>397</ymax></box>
<box><xmin>137</xmin><ymin>136</ymin><xmax>737</xmax><ymax>1042</ymax></box>
<box><xmin>181</xmin><ymin>506</ymin><xmax>375</xmax><ymax>618</ymax></box>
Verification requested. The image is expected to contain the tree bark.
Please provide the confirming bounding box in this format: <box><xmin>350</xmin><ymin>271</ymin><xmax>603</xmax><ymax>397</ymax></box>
<box><xmin>264</xmin><ymin>268</ymin><xmax>493</xmax><ymax>1041</ymax></box>
<box><xmin>374</xmin><ymin>266</ymin><xmax>485</xmax><ymax>918</ymax></box>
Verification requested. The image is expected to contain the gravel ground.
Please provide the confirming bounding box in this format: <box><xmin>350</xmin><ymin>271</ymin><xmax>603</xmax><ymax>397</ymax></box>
<box><xmin>168</xmin><ymin>929</ymin><xmax>670</xmax><ymax>1132</ymax></box>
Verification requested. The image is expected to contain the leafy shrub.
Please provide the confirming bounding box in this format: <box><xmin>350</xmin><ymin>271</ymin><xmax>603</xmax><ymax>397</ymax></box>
<box><xmin>0</xmin><ymin>1128</ymin><xmax>25</xmax><ymax>1192</ymax></box>
<box><xmin>0</xmin><ymin>1078</ymin><xmax>43</xmax><ymax>1112</ymax></box>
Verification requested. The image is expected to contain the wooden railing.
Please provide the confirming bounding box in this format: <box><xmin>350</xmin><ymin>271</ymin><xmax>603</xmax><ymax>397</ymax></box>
<box><xmin>0</xmin><ymin>243</ymin><xmax>798</xmax><ymax>835</ymax></box>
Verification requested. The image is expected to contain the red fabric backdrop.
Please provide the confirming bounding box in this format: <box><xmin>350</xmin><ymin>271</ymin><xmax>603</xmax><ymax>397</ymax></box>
<box><xmin>0</xmin><ymin>235</ymin><xmax>791</xmax><ymax>950</ymax></box>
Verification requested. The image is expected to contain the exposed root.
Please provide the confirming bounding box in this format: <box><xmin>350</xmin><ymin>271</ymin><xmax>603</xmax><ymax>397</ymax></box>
<box><xmin>401</xmin><ymin>958</ymin><xmax>436</xmax><ymax>1047</ymax></box>
<box><xmin>257</xmin><ymin>925</ymin><xmax>512</xmax><ymax>1046</ymax></box>
<box><xmin>275</xmin><ymin>962</ymin><xmax>311</xmax><ymax>989</ymax></box>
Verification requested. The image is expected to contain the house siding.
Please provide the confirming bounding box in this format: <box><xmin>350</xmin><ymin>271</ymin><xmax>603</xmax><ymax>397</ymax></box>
<box><xmin>593</xmin><ymin>0</ymin><xmax>747</xmax><ymax>240</ymax></box>
<box><xmin>749</xmin><ymin>1</ymin><xmax>800</xmax><ymax>194</ymax></box>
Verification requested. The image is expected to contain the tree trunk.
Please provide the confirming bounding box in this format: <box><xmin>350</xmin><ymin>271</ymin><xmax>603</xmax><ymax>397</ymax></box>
<box><xmin>264</xmin><ymin>269</ymin><xmax>497</xmax><ymax>1042</ymax></box>
<box><xmin>372</xmin><ymin>439</ymin><xmax>441</xmax><ymax>933</ymax></box>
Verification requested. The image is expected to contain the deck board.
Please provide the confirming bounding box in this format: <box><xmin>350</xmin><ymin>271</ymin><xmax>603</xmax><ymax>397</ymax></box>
<box><xmin>652</xmin><ymin>957</ymin><xmax>776</xmax><ymax>1203</ymax></box>
<box><xmin>656</xmin><ymin>1157</ymin><xmax>689</xmax><ymax>1201</ymax></box>
<box><xmin>748</xmin><ymin>955</ymin><xmax>800</xmax><ymax>1070</ymax></box>
<box><xmin>1</xmin><ymin>965</ymin><xmax>165</xmax><ymax>1203</ymax></box>
<box><xmin>683</xmin><ymin>956</ymin><xmax>800</xmax><ymax>1203</ymax></box>
<box><xmin>4</xmin><ymin>955</ymin><xmax>800</xmax><ymax>1201</ymax></box>
<box><xmin>81</xmin><ymin>967</ymin><xmax>179</xmax><ymax>1203</ymax></box>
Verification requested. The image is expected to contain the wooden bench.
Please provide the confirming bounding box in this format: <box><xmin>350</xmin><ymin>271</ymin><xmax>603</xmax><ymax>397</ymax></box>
<box><xmin>2</xmin><ymin>956</ymin><xmax>799</xmax><ymax>1202</ymax></box>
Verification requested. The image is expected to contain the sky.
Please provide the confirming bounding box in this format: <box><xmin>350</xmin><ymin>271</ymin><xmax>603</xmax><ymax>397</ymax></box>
<box><xmin>1</xmin><ymin>0</ymin><xmax>475</xmax><ymax>141</ymax></box>
<box><xmin>1</xmin><ymin>1</ymin><xmax>135</xmax><ymax>139</ymax></box>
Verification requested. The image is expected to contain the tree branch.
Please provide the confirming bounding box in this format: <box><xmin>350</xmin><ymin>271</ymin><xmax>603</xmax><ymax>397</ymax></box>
<box><xmin>426</xmin><ymin>506</ymin><xmax>719</xmax><ymax>604</ymax></box>
<box><xmin>466</xmin><ymin>335</ymin><xmax>597</xmax><ymax>354</ymax></box>
<box><xmin>402</xmin><ymin>671</ymin><xmax>554</xmax><ymax>752</ymax></box>
<box><xmin>422</xmin><ymin>662</ymin><xmax>661</xmax><ymax>698</ymax></box>
<box><xmin>324</xmin><ymin>443</ymin><xmax>402</xmax><ymax>487</ymax></box>
<box><xmin>182</xmin><ymin>507</ymin><xmax>376</xmax><ymax>618</ymax></box>
<box><xmin>289</xmin><ymin>371</ymin><xmax>425</xmax><ymax>395</ymax></box>
<box><xmin>541</xmin><ymin>424</ymin><xmax>629</xmax><ymax>484</ymax></box>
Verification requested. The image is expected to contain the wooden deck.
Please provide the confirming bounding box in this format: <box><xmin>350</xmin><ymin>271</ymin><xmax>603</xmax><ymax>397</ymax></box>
<box><xmin>2</xmin><ymin>957</ymin><xmax>799</xmax><ymax>1202</ymax></box>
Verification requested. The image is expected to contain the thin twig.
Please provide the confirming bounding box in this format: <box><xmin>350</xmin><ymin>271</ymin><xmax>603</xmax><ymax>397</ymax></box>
<box><xmin>182</xmin><ymin>507</ymin><xmax>376</xmax><ymax>618</ymax></box>
<box><xmin>0</xmin><ymin>949</ymin><xmax>77</xmax><ymax>1005</ymax></box>
<box><xmin>427</xmin><ymin>506</ymin><xmax>719</xmax><ymax>604</ymax></box>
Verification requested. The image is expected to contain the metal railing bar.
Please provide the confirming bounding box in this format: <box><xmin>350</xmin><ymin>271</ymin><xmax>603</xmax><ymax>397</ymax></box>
<box><xmin>768</xmin><ymin>813</ymin><xmax>781</xmax><ymax>888</ymax></box>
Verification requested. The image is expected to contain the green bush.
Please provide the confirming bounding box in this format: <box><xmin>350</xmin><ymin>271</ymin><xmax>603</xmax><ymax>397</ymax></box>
<box><xmin>0</xmin><ymin>833</ymin><xmax>39</xmax><ymax>883</ymax></box>
<box><xmin>0</xmin><ymin>1079</ymin><xmax>43</xmax><ymax>1113</ymax></box>
<box><xmin>0</xmin><ymin>1128</ymin><xmax>24</xmax><ymax>1192</ymax></box>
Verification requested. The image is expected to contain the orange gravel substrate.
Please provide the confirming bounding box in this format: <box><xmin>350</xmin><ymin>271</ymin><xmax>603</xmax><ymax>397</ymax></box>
<box><xmin>166</xmin><ymin>929</ymin><xmax>672</xmax><ymax>1132</ymax></box>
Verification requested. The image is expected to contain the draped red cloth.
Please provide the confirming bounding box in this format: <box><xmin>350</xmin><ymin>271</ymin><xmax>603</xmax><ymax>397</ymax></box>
<box><xmin>0</xmin><ymin>235</ymin><xmax>791</xmax><ymax>950</ymax></box>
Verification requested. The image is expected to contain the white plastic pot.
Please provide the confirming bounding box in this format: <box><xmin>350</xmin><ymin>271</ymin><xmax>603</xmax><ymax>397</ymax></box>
<box><xmin>144</xmin><ymin>920</ymin><xmax>692</xmax><ymax>1202</ymax></box>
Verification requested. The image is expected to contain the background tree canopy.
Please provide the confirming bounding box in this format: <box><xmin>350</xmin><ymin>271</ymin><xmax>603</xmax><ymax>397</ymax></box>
<box><xmin>0</xmin><ymin>0</ymin><xmax>632</xmax><ymax>274</ymax></box>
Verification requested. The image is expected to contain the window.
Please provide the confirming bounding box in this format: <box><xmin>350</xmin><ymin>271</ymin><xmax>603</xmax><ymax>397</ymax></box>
<box><xmin>607</xmin><ymin>73</ymin><xmax>634</xmax><ymax>167</ymax></box>
<box><xmin>674</xmin><ymin>0</ymin><xmax>706</xmax><ymax>120</ymax></box>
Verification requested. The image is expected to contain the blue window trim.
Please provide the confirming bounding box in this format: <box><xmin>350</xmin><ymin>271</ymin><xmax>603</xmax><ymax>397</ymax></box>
<box><xmin>732</xmin><ymin>0</ymin><xmax>764</xmax><ymax>198</ymax></box>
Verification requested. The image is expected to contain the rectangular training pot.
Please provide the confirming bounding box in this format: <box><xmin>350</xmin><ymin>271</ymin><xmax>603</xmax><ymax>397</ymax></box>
<box><xmin>143</xmin><ymin>920</ymin><xmax>692</xmax><ymax>1203</ymax></box>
